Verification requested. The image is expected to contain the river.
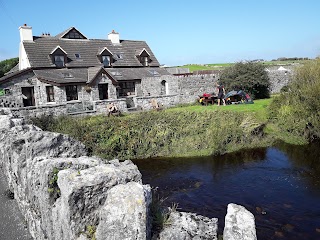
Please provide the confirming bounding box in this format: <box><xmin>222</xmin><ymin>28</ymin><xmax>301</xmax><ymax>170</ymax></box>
<box><xmin>1</xmin><ymin>141</ymin><xmax>319</xmax><ymax>239</ymax></box>
<box><xmin>133</xmin><ymin>141</ymin><xmax>320</xmax><ymax>240</ymax></box>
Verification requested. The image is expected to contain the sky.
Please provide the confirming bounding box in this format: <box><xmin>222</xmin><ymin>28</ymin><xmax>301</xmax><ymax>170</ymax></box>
<box><xmin>1</xmin><ymin>0</ymin><xmax>320</xmax><ymax>66</ymax></box>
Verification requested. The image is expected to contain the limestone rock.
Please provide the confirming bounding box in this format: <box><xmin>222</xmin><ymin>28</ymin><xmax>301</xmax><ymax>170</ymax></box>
<box><xmin>96</xmin><ymin>182</ymin><xmax>152</xmax><ymax>240</ymax></box>
<box><xmin>223</xmin><ymin>203</ymin><xmax>257</xmax><ymax>240</ymax></box>
<box><xmin>53</xmin><ymin>160</ymin><xmax>142</xmax><ymax>240</ymax></box>
<box><xmin>158</xmin><ymin>211</ymin><xmax>218</xmax><ymax>240</ymax></box>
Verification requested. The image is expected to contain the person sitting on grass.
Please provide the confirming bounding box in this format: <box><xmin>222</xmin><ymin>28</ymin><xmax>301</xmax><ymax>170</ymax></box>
<box><xmin>107</xmin><ymin>103</ymin><xmax>120</xmax><ymax>116</ymax></box>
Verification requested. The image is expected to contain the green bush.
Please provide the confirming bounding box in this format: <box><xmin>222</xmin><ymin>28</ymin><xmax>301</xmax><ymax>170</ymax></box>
<box><xmin>0</xmin><ymin>57</ymin><xmax>19</xmax><ymax>77</ymax></box>
<box><xmin>267</xmin><ymin>59</ymin><xmax>320</xmax><ymax>142</ymax></box>
<box><xmin>220</xmin><ymin>62</ymin><xmax>270</xmax><ymax>99</ymax></box>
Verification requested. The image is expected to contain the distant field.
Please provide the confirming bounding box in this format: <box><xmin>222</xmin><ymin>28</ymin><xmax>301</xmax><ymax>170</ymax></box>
<box><xmin>176</xmin><ymin>60</ymin><xmax>311</xmax><ymax>72</ymax></box>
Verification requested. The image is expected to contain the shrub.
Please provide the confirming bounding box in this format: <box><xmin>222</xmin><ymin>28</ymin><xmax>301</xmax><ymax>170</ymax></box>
<box><xmin>220</xmin><ymin>62</ymin><xmax>270</xmax><ymax>99</ymax></box>
<box><xmin>267</xmin><ymin>59</ymin><xmax>320</xmax><ymax>142</ymax></box>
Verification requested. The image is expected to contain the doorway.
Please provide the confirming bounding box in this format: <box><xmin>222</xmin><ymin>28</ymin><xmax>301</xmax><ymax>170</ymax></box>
<box><xmin>21</xmin><ymin>87</ymin><xmax>35</xmax><ymax>107</ymax></box>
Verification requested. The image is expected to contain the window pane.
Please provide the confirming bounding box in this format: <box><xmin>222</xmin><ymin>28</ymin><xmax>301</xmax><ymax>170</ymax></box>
<box><xmin>102</xmin><ymin>56</ymin><xmax>110</xmax><ymax>67</ymax></box>
<box><xmin>65</xmin><ymin>85</ymin><xmax>78</xmax><ymax>101</ymax></box>
<box><xmin>98</xmin><ymin>84</ymin><xmax>108</xmax><ymax>100</ymax></box>
<box><xmin>118</xmin><ymin>82</ymin><xmax>135</xmax><ymax>97</ymax></box>
<box><xmin>54</xmin><ymin>55</ymin><xmax>65</xmax><ymax>67</ymax></box>
<box><xmin>46</xmin><ymin>86</ymin><xmax>55</xmax><ymax>102</ymax></box>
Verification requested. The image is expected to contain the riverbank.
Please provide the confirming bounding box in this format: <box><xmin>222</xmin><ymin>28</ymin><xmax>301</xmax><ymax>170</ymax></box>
<box><xmin>38</xmin><ymin>98</ymin><xmax>307</xmax><ymax>161</ymax></box>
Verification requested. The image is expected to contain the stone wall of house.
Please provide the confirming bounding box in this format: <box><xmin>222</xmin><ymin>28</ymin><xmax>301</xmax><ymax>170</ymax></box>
<box><xmin>94</xmin><ymin>99</ymin><xmax>127</xmax><ymax>114</ymax></box>
<box><xmin>135</xmin><ymin>94</ymin><xmax>180</xmax><ymax>110</ymax></box>
<box><xmin>89</xmin><ymin>74</ymin><xmax>118</xmax><ymax>101</ymax></box>
<box><xmin>10</xmin><ymin>104</ymin><xmax>68</xmax><ymax>118</ymax></box>
<box><xmin>140</xmin><ymin>74</ymin><xmax>218</xmax><ymax>107</ymax></box>
<box><xmin>0</xmin><ymin>72</ymin><xmax>36</xmax><ymax>108</ymax></box>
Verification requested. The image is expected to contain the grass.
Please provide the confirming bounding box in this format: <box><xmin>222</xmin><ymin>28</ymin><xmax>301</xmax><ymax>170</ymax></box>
<box><xmin>175</xmin><ymin>60</ymin><xmax>311</xmax><ymax>72</ymax></box>
<box><xmin>33</xmin><ymin>94</ymin><xmax>311</xmax><ymax>161</ymax></box>
<box><xmin>167</xmin><ymin>98</ymin><xmax>271</xmax><ymax>122</ymax></box>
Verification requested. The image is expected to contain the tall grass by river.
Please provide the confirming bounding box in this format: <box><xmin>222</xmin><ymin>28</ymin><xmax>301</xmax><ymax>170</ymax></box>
<box><xmin>34</xmin><ymin>99</ymin><xmax>275</xmax><ymax>160</ymax></box>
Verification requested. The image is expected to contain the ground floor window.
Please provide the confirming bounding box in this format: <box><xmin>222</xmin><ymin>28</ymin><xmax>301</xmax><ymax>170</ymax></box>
<box><xmin>118</xmin><ymin>81</ymin><xmax>135</xmax><ymax>97</ymax></box>
<box><xmin>46</xmin><ymin>86</ymin><xmax>55</xmax><ymax>102</ymax></box>
<box><xmin>65</xmin><ymin>85</ymin><xmax>78</xmax><ymax>101</ymax></box>
<box><xmin>98</xmin><ymin>83</ymin><xmax>108</xmax><ymax>100</ymax></box>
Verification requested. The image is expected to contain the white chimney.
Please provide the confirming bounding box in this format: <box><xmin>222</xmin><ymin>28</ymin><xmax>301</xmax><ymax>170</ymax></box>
<box><xmin>18</xmin><ymin>24</ymin><xmax>32</xmax><ymax>70</ymax></box>
<box><xmin>108</xmin><ymin>30</ymin><xmax>120</xmax><ymax>45</ymax></box>
<box><xmin>19</xmin><ymin>24</ymin><xmax>33</xmax><ymax>42</ymax></box>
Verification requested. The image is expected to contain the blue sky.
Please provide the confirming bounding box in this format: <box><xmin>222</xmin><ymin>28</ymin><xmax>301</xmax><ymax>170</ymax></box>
<box><xmin>1</xmin><ymin>0</ymin><xmax>320</xmax><ymax>66</ymax></box>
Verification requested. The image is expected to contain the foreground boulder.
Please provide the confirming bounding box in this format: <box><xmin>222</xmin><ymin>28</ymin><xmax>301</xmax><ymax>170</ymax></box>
<box><xmin>96</xmin><ymin>182</ymin><xmax>152</xmax><ymax>240</ymax></box>
<box><xmin>223</xmin><ymin>203</ymin><xmax>257</xmax><ymax>240</ymax></box>
<box><xmin>158</xmin><ymin>211</ymin><xmax>218</xmax><ymax>240</ymax></box>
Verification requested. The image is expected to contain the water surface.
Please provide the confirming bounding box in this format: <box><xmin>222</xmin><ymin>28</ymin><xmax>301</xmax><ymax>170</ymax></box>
<box><xmin>133</xmin><ymin>142</ymin><xmax>320</xmax><ymax>240</ymax></box>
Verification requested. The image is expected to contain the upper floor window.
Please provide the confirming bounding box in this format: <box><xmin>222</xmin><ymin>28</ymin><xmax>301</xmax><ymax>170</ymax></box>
<box><xmin>50</xmin><ymin>46</ymin><xmax>67</xmax><ymax>68</ymax></box>
<box><xmin>54</xmin><ymin>55</ymin><xmax>65</xmax><ymax>67</ymax></box>
<box><xmin>98</xmin><ymin>47</ymin><xmax>113</xmax><ymax>68</ymax></box>
<box><xmin>62</xmin><ymin>28</ymin><xmax>87</xmax><ymax>39</ymax></box>
<box><xmin>142</xmin><ymin>56</ymin><xmax>149</xmax><ymax>67</ymax></box>
<box><xmin>102</xmin><ymin>55</ymin><xmax>111</xmax><ymax>67</ymax></box>
<box><xmin>137</xmin><ymin>48</ymin><xmax>151</xmax><ymax>67</ymax></box>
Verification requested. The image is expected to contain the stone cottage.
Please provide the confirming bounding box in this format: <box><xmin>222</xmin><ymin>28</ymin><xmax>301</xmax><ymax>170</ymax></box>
<box><xmin>0</xmin><ymin>24</ymin><xmax>217</xmax><ymax>117</ymax></box>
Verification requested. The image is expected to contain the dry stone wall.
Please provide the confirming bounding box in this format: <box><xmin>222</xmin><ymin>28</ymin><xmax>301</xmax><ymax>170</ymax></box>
<box><xmin>0</xmin><ymin>108</ymin><xmax>151</xmax><ymax>240</ymax></box>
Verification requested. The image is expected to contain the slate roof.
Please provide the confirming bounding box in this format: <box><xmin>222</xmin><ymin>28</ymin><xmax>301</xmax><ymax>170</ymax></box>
<box><xmin>31</xmin><ymin>67</ymin><xmax>170</xmax><ymax>86</ymax></box>
<box><xmin>33</xmin><ymin>68</ymin><xmax>89</xmax><ymax>85</ymax></box>
<box><xmin>0</xmin><ymin>27</ymin><xmax>169</xmax><ymax>85</ymax></box>
<box><xmin>23</xmin><ymin>28</ymin><xmax>160</xmax><ymax>68</ymax></box>
<box><xmin>105</xmin><ymin>67</ymin><xmax>171</xmax><ymax>81</ymax></box>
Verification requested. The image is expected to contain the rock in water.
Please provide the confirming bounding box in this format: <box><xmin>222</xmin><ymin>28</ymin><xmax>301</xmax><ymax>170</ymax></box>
<box><xmin>223</xmin><ymin>203</ymin><xmax>257</xmax><ymax>240</ymax></box>
<box><xmin>158</xmin><ymin>211</ymin><xmax>218</xmax><ymax>240</ymax></box>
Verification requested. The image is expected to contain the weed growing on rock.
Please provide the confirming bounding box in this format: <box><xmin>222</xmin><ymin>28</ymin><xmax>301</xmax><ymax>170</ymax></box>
<box><xmin>85</xmin><ymin>225</ymin><xmax>96</xmax><ymax>240</ymax></box>
<box><xmin>150</xmin><ymin>188</ymin><xmax>178</xmax><ymax>237</ymax></box>
<box><xmin>48</xmin><ymin>167</ymin><xmax>61</xmax><ymax>203</ymax></box>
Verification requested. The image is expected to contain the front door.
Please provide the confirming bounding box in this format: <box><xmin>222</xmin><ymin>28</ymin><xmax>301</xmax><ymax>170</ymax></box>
<box><xmin>21</xmin><ymin>87</ymin><xmax>35</xmax><ymax>107</ymax></box>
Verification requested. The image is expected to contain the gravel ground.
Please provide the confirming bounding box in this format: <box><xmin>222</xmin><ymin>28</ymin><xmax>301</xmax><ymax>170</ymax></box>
<box><xmin>0</xmin><ymin>168</ymin><xmax>33</xmax><ymax>240</ymax></box>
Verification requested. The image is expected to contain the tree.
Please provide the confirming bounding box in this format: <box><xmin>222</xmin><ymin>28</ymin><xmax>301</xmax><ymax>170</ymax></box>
<box><xmin>219</xmin><ymin>62</ymin><xmax>270</xmax><ymax>99</ymax></box>
<box><xmin>0</xmin><ymin>57</ymin><xmax>19</xmax><ymax>78</ymax></box>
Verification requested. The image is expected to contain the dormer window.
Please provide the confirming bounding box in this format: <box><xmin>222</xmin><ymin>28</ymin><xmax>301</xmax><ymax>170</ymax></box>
<box><xmin>50</xmin><ymin>46</ymin><xmax>67</xmax><ymax>68</ymax></box>
<box><xmin>137</xmin><ymin>48</ymin><xmax>151</xmax><ymax>67</ymax></box>
<box><xmin>98</xmin><ymin>47</ymin><xmax>113</xmax><ymax>68</ymax></box>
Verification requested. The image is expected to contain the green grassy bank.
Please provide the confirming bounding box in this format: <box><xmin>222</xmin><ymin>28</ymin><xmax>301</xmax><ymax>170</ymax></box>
<box><xmin>34</xmin><ymin>98</ymin><xmax>301</xmax><ymax>160</ymax></box>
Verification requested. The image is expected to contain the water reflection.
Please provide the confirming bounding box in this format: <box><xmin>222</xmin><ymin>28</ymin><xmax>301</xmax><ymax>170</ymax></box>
<box><xmin>133</xmin><ymin>142</ymin><xmax>320</xmax><ymax>240</ymax></box>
